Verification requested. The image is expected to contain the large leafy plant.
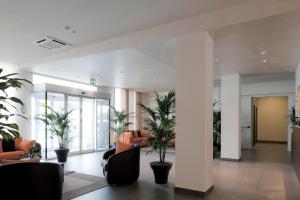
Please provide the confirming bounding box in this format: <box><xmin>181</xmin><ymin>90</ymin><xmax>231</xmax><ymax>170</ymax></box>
<box><xmin>289</xmin><ymin>106</ymin><xmax>299</xmax><ymax>127</ymax></box>
<box><xmin>110</xmin><ymin>106</ymin><xmax>131</xmax><ymax>139</ymax></box>
<box><xmin>213</xmin><ymin>99</ymin><xmax>221</xmax><ymax>152</ymax></box>
<box><xmin>0</xmin><ymin>69</ymin><xmax>31</xmax><ymax>140</ymax></box>
<box><xmin>138</xmin><ymin>90</ymin><xmax>175</xmax><ymax>164</ymax></box>
<box><xmin>39</xmin><ymin>106</ymin><xmax>73</xmax><ymax>149</ymax></box>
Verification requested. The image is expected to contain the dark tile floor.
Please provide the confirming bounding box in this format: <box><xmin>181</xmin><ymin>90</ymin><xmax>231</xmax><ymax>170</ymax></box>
<box><xmin>61</xmin><ymin>144</ymin><xmax>300</xmax><ymax>200</ymax></box>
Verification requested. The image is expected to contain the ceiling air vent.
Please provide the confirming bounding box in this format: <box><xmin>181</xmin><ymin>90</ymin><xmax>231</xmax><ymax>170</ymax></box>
<box><xmin>35</xmin><ymin>36</ymin><xmax>70</xmax><ymax>50</ymax></box>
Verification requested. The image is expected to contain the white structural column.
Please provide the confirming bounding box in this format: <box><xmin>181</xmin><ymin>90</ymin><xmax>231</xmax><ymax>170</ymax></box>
<box><xmin>221</xmin><ymin>74</ymin><xmax>241</xmax><ymax>160</ymax></box>
<box><xmin>175</xmin><ymin>31</ymin><xmax>214</xmax><ymax>193</ymax></box>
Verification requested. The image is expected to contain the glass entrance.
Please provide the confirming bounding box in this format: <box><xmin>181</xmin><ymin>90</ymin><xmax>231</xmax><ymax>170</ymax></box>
<box><xmin>96</xmin><ymin>99</ymin><xmax>110</xmax><ymax>150</ymax></box>
<box><xmin>67</xmin><ymin>96</ymin><xmax>81</xmax><ymax>153</ymax></box>
<box><xmin>82</xmin><ymin>97</ymin><xmax>96</xmax><ymax>152</ymax></box>
<box><xmin>47</xmin><ymin>92</ymin><xmax>65</xmax><ymax>158</ymax></box>
<box><xmin>32</xmin><ymin>92</ymin><xmax>110</xmax><ymax>159</ymax></box>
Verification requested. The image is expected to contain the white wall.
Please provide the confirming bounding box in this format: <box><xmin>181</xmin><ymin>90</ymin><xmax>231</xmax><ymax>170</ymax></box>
<box><xmin>296</xmin><ymin>63</ymin><xmax>300</xmax><ymax>95</ymax></box>
<box><xmin>221</xmin><ymin>75</ymin><xmax>241</xmax><ymax>160</ymax></box>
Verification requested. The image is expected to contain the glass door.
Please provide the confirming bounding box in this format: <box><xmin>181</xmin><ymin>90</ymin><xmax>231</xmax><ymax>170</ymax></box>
<box><xmin>67</xmin><ymin>96</ymin><xmax>81</xmax><ymax>153</ymax></box>
<box><xmin>47</xmin><ymin>92</ymin><xmax>66</xmax><ymax>158</ymax></box>
<box><xmin>32</xmin><ymin>92</ymin><xmax>110</xmax><ymax>159</ymax></box>
<box><xmin>81</xmin><ymin>97</ymin><xmax>96</xmax><ymax>152</ymax></box>
<box><xmin>31</xmin><ymin>92</ymin><xmax>46</xmax><ymax>157</ymax></box>
<box><xmin>96</xmin><ymin>99</ymin><xmax>110</xmax><ymax>150</ymax></box>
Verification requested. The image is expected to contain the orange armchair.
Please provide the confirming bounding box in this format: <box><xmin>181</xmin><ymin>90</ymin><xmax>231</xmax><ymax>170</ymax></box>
<box><xmin>121</xmin><ymin>131</ymin><xmax>150</xmax><ymax>147</ymax></box>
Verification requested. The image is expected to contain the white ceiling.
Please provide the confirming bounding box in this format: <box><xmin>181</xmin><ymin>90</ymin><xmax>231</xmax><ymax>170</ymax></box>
<box><xmin>1</xmin><ymin>1</ymin><xmax>299</xmax><ymax>92</ymax></box>
<box><xmin>0</xmin><ymin>0</ymin><xmax>248</xmax><ymax>66</ymax></box>
<box><xmin>33</xmin><ymin>11</ymin><xmax>300</xmax><ymax>91</ymax></box>
<box><xmin>211</xmin><ymin>10</ymin><xmax>300</xmax><ymax>78</ymax></box>
<box><xmin>32</xmin><ymin>39</ymin><xmax>176</xmax><ymax>92</ymax></box>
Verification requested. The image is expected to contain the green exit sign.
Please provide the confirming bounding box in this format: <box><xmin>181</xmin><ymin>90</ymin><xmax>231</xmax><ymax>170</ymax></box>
<box><xmin>90</xmin><ymin>78</ymin><xmax>96</xmax><ymax>85</ymax></box>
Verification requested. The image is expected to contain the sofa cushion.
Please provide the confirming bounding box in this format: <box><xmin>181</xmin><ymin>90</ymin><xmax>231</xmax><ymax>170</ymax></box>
<box><xmin>116</xmin><ymin>140</ymin><xmax>133</xmax><ymax>154</ymax></box>
<box><xmin>2</xmin><ymin>139</ymin><xmax>16</xmax><ymax>152</ymax></box>
<box><xmin>0</xmin><ymin>151</ymin><xmax>26</xmax><ymax>160</ymax></box>
<box><xmin>0</xmin><ymin>140</ymin><xmax>2</xmax><ymax>153</ymax></box>
<box><xmin>16</xmin><ymin>138</ymin><xmax>35</xmax><ymax>153</ymax></box>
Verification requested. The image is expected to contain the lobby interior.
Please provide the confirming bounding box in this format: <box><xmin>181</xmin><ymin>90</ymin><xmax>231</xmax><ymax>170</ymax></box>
<box><xmin>1</xmin><ymin>1</ymin><xmax>300</xmax><ymax>199</ymax></box>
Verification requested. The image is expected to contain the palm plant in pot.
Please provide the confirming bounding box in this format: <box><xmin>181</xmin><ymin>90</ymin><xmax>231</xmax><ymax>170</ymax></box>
<box><xmin>110</xmin><ymin>106</ymin><xmax>131</xmax><ymax>143</ymax></box>
<box><xmin>138</xmin><ymin>90</ymin><xmax>175</xmax><ymax>184</ymax></box>
<box><xmin>39</xmin><ymin>105</ymin><xmax>73</xmax><ymax>163</ymax></box>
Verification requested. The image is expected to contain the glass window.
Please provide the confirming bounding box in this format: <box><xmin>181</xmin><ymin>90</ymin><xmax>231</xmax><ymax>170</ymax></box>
<box><xmin>82</xmin><ymin>98</ymin><xmax>95</xmax><ymax>151</ymax></box>
<box><xmin>67</xmin><ymin>96</ymin><xmax>80</xmax><ymax>152</ymax></box>
<box><xmin>46</xmin><ymin>92</ymin><xmax>65</xmax><ymax>158</ymax></box>
<box><xmin>31</xmin><ymin>92</ymin><xmax>46</xmax><ymax>157</ymax></box>
<box><xmin>96</xmin><ymin>99</ymin><xmax>110</xmax><ymax>150</ymax></box>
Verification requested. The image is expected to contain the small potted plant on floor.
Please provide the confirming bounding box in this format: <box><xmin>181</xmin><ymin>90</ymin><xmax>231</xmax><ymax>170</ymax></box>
<box><xmin>39</xmin><ymin>106</ymin><xmax>73</xmax><ymax>163</ymax></box>
<box><xmin>110</xmin><ymin>106</ymin><xmax>131</xmax><ymax>144</ymax></box>
<box><xmin>138</xmin><ymin>90</ymin><xmax>175</xmax><ymax>184</ymax></box>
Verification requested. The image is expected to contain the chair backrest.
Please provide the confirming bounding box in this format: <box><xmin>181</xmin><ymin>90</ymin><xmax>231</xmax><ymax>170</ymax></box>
<box><xmin>106</xmin><ymin>146</ymin><xmax>140</xmax><ymax>184</ymax></box>
<box><xmin>0</xmin><ymin>162</ymin><xmax>63</xmax><ymax>200</ymax></box>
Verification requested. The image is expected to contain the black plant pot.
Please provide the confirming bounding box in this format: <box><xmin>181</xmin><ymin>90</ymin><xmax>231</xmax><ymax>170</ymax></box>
<box><xmin>55</xmin><ymin>149</ymin><xmax>69</xmax><ymax>163</ymax></box>
<box><xmin>150</xmin><ymin>161</ymin><xmax>173</xmax><ymax>184</ymax></box>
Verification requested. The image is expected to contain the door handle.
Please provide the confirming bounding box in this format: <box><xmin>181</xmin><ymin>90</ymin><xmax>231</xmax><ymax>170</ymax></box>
<box><xmin>241</xmin><ymin>126</ymin><xmax>251</xmax><ymax>128</ymax></box>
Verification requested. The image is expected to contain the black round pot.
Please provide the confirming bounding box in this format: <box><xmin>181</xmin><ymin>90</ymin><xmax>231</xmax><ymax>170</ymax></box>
<box><xmin>150</xmin><ymin>161</ymin><xmax>173</xmax><ymax>184</ymax></box>
<box><xmin>55</xmin><ymin>149</ymin><xmax>69</xmax><ymax>163</ymax></box>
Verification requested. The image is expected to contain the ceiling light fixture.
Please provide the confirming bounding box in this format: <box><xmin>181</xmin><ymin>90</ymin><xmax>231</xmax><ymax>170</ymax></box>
<box><xmin>262</xmin><ymin>59</ymin><xmax>267</xmax><ymax>63</ymax></box>
<box><xmin>215</xmin><ymin>58</ymin><xmax>219</xmax><ymax>62</ymax></box>
<box><xmin>64</xmin><ymin>25</ymin><xmax>77</xmax><ymax>34</ymax></box>
<box><xmin>261</xmin><ymin>51</ymin><xmax>267</xmax><ymax>55</ymax></box>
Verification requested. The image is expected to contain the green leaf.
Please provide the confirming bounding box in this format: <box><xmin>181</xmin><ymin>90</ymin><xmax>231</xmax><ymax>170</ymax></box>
<box><xmin>9</xmin><ymin>97</ymin><xmax>24</xmax><ymax>105</ymax></box>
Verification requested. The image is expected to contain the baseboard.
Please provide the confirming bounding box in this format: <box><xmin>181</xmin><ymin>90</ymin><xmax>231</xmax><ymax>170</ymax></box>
<box><xmin>174</xmin><ymin>185</ymin><xmax>214</xmax><ymax>197</ymax></box>
<box><xmin>257</xmin><ymin>140</ymin><xmax>287</xmax><ymax>144</ymax></box>
<box><xmin>221</xmin><ymin>157</ymin><xmax>241</xmax><ymax>162</ymax></box>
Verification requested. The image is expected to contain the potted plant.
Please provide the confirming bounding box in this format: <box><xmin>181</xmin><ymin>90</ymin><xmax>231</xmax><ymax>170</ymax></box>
<box><xmin>213</xmin><ymin>99</ymin><xmax>221</xmax><ymax>158</ymax></box>
<box><xmin>289</xmin><ymin>106</ymin><xmax>299</xmax><ymax>127</ymax></box>
<box><xmin>0</xmin><ymin>68</ymin><xmax>31</xmax><ymax>140</ymax></box>
<box><xmin>110</xmin><ymin>106</ymin><xmax>131</xmax><ymax>143</ymax></box>
<box><xmin>138</xmin><ymin>90</ymin><xmax>175</xmax><ymax>184</ymax></box>
<box><xmin>28</xmin><ymin>142</ymin><xmax>42</xmax><ymax>159</ymax></box>
<box><xmin>39</xmin><ymin>106</ymin><xmax>73</xmax><ymax>162</ymax></box>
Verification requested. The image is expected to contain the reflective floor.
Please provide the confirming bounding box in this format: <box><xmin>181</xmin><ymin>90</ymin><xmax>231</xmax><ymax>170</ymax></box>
<box><xmin>60</xmin><ymin>144</ymin><xmax>300</xmax><ymax>200</ymax></box>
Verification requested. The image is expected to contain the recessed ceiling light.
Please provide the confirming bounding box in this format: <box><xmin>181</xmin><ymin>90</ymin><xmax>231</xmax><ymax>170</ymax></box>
<box><xmin>261</xmin><ymin>51</ymin><xmax>267</xmax><ymax>55</ymax></box>
<box><xmin>215</xmin><ymin>58</ymin><xmax>219</xmax><ymax>62</ymax></box>
<box><xmin>262</xmin><ymin>59</ymin><xmax>267</xmax><ymax>63</ymax></box>
<box><xmin>64</xmin><ymin>25</ymin><xmax>77</xmax><ymax>34</ymax></box>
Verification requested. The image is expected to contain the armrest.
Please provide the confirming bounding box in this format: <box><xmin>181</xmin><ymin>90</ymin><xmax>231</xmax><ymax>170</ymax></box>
<box><xmin>141</xmin><ymin>131</ymin><xmax>150</xmax><ymax>137</ymax></box>
<box><xmin>103</xmin><ymin>148</ymin><xmax>116</xmax><ymax>160</ymax></box>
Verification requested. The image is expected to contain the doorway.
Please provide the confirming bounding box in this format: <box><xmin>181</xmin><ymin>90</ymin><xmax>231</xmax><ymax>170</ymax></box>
<box><xmin>251</xmin><ymin>99</ymin><xmax>258</xmax><ymax>146</ymax></box>
<box><xmin>252</xmin><ymin>96</ymin><xmax>288</xmax><ymax>145</ymax></box>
